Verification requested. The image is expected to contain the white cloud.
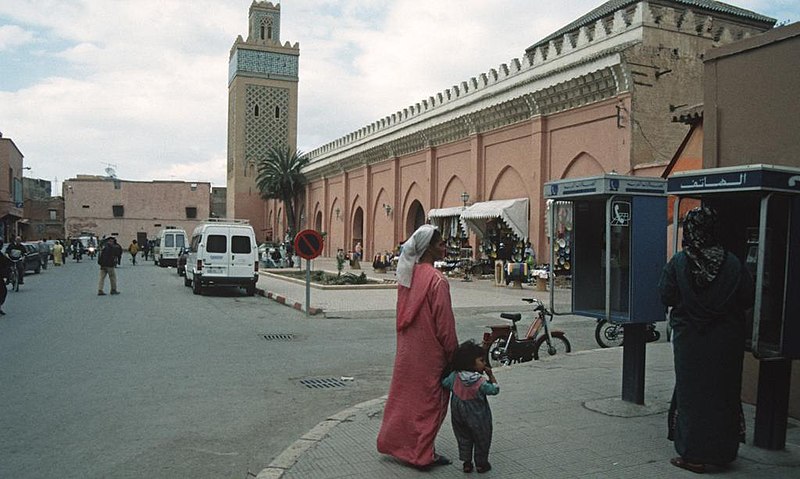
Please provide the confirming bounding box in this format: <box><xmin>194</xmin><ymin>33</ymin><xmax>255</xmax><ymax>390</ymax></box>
<box><xmin>0</xmin><ymin>0</ymin><xmax>797</xmax><ymax>191</ymax></box>
<box><xmin>0</xmin><ymin>24</ymin><xmax>35</xmax><ymax>51</ymax></box>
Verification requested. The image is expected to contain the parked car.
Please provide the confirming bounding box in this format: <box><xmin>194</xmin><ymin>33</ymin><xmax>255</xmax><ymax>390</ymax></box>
<box><xmin>185</xmin><ymin>220</ymin><xmax>258</xmax><ymax>295</ymax></box>
<box><xmin>3</xmin><ymin>243</ymin><xmax>42</xmax><ymax>274</ymax></box>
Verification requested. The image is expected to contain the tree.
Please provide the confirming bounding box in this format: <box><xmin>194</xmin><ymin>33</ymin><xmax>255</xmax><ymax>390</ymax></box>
<box><xmin>255</xmin><ymin>146</ymin><xmax>309</xmax><ymax>239</ymax></box>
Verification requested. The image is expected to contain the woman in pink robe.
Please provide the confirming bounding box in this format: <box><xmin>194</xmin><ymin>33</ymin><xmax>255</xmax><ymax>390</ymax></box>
<box><xmin>377</xmin><ymin>225</ymin><xmax>459</xmax><ymax>469</ymax></box>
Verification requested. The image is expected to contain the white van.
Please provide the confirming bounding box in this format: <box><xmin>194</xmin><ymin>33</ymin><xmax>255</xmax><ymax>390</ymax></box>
<box><xmin>184</xmin><ymin>220</ymin><xmax>258</xmax><ymax>296</ymax></box>
<box><xmin>154</xmin><ymin>228</ymin><xmax>187</xmax><ymax>267</ymax></box>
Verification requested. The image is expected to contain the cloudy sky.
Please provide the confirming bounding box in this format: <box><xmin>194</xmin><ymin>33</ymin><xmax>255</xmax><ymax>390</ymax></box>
<box><xmin>0</xmin><ymin>0</ymin><xmax>796</xmax><ymax>193</ymax></box>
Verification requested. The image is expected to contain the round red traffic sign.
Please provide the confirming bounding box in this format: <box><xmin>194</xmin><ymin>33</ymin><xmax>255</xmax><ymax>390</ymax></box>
<box><xmin>294</xmin><ymin>229</ymin><xmax>324</xmax><ymax>260</ymax></box>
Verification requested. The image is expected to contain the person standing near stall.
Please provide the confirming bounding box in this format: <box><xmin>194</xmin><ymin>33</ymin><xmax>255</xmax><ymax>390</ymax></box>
<box><xmin>658</xmin><ymin>206</ymin><xmax>754</xmax><ymax>473</ymax></box>
<box><xmin>377</xmin><ymin>225</ymin><xmax>459</xmax><ymax>470</ymax></box>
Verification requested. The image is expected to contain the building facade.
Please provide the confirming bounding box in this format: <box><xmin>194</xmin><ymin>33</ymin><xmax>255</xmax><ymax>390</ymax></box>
<box><xmin>255</xmin><ymin>0</ymin><xmax>773</xmax><ymax>259</ymax></box>
<box><xmin>227</xmin><ymin>0</ymin><xmax>299</xmax><ymax>241</ymax></box>
<box><xmin>21</xmin><ymin>177</ymin><xmax>65</xmax><ymax>240</ymax></box>
<box><xmin>0</xmin><ymin>134</ymin><xmax>25</xmax><ymax>242</ymax></box>
<box><xmin>63</xmin><ymin>176</ymin><xmax>211</xmax><ymax>244</ymax></box>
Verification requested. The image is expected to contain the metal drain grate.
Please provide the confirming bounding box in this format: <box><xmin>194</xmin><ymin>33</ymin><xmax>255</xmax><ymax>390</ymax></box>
<box><xmin>263</xmin><ymin>333</ymin><xmax>295</xmax><ymax>341</ymax></box>
<box><xmin>299</xmin><ymin>377</ymin><xmax>348</xmax><ymax>389</ymax></box>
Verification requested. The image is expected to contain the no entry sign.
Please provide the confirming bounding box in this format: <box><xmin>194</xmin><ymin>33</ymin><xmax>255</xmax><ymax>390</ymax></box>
<box><xmin>294</xmin><ymin>229</ymin><xmax>324</xmax><ymax>260</ymax></box>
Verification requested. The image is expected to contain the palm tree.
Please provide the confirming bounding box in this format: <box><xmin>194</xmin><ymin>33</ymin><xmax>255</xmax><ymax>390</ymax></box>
<box><xmin>255</xmin><ymin>146</ymin><xmax>309</xmax><ymax>239</ymax></box>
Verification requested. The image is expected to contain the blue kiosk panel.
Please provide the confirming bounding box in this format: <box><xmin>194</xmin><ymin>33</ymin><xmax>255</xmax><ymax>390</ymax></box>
<box><xmin>667</xmin><ymin>164</ymin><xmax>800</xmax><ymax>360</ymax></box>
<box><xmin>545</xmin><ymin>175</ymin><xmax>667</xmax><ymax>324</ymax></box>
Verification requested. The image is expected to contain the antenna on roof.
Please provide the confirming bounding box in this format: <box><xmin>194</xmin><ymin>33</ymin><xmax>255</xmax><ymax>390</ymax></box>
<box><xmin>103</xmin><ymin>163</ymin><xmax>118</xmax><ymax>178</ymax></box>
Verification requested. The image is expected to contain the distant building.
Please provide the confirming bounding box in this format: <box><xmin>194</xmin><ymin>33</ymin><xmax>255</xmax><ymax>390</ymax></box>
<box><xmin>21</xmin><ymin>177</ymin><xmax>65</xmax><ymax>240</ymax></box>
<box><xmin>63</xmin><ymin>176</ymin><xmax>212</xmax><ymax>244</ymax></box>
<box><xmin>0</xmin><ymin>133</ymin><xmax>25</xmax><ymax>241</ymax></box>
<box><xmin>211</xmin><ymin>186</ymin><xmax>227</xmax><ymax>219</ymax></box>
<box><xmin>227</xmin><ymin>0</ymin><xmax>299</xmax><ymax>241</ymax></box>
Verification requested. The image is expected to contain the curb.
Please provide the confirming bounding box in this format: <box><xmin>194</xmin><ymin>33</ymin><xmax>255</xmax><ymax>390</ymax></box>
<box><xmin>255</xmin><ymin>288</ymin><xmax>324</xmax><ymax>316</ymax></box>
<box><xmin>255</xmin><ymin>396</ymin><xmax>388</xmax><ymax>479</ymax></box>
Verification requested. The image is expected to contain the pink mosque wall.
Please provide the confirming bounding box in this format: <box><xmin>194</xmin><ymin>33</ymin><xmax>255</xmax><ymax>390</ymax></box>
<box><xmin>277</xmin><ymin>95</ymin><xmax>638</xmax><ymax>259</ymax></box>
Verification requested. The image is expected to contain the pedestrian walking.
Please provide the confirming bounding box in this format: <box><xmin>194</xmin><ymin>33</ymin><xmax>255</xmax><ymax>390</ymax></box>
<box><xmin>377</xmin><ymin>225</ymin><xmax>458</xmax><ymax>470</ymax></box>
<box><xmin>128</xmin><ymin>240</ymin><xmax>139</xmax><ymax>265</ymax></box>
<box><xmin>98</xmin><ymin>237</ymin><xmax>120</xmax><ymax>295</ymax></box>
<box><xmin>658</xmin><ymin>206</ymin><xmax>754</xmax><ymax>473</ymax></box>
<box><xmin>0</xmin><ymin>239</ymin><xmax>11</xmax><ymax>315</ymax></box>
<box><xmin>142</xmin><ymin>240</ymin><xmax>150</xmax><ymax>261</ymax></box>
<box><xmin>442</xmin><ymin>340</ymin><xmax>499</xmax><ymax>473</ymax></box>
<box><xmin>53</xmin><ymin>240</ymin><xmax>64</xmax><ymax>266</ymax></box>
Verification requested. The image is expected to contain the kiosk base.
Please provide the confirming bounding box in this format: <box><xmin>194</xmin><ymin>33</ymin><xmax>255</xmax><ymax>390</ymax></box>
<box><xmin>754</xmin><ymin>359</ymin><xmax>792</xmax><ymax>450</ymax></box>
<box><xmin>621</xmin><ymin>324</ymin><xmax>646</xmax><ymax>405</ymax></box>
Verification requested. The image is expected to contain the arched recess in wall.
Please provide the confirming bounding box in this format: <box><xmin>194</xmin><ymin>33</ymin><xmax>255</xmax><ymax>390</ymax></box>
<box><xmin>439</xmin><ymin>175</ymin><xmax>467</xmax><ymax>208</ymax></box>
<box><xmin>314</xmin><ymin>202</ymin><xmax>322</xmax><ymax>232</ymax></box>
<box><xmin>561</xmin><ymin>152</ymin><xmax>604</xmax><ymax>179</ymax></box>
<box><xmin>352</xmin><ymin>207</ymin><xmax>364</xmax><ymax>252</ymax></box>
<box><xmin>406</xmin><ymin>200</ymin><xmax>425</xmax><ymax>238</ymax></box>
<box><xmin>487</xmin><ymin>165</ymin><xmax>528</xmax><ymax>201</ymax></box>
<box><xmin>401</xmin><ymin>182</ymin><xmax>426</xmax><ymax>238</ymax></box>
<box><xmin>246</xmin><ymin>160</ymin><xmax>256</xmax><ymax>178</ymax></box>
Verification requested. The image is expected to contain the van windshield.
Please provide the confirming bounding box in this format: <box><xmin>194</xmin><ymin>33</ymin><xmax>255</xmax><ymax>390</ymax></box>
<box><xmin>232</xmin><ymin>236</ymin><xmax>251</xmax><ymax>254</ymax></box>
<box><xmin>165</xmin><ymin>235</ymin><xmax>174</xmax><ymax>248</ymax></box>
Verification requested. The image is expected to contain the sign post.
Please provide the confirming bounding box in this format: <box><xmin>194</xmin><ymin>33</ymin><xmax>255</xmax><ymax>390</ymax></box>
<box><xmin>293</xmin><ymin>229</ymin><xmax>324</xmax><ymax>316</ymax></box>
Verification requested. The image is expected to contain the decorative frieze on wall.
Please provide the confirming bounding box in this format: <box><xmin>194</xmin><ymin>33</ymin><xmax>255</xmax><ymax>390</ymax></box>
<box><xmin>228</xmin><ymin>49</ymin><xmax>299</xmax><ymax>83</ymax></box>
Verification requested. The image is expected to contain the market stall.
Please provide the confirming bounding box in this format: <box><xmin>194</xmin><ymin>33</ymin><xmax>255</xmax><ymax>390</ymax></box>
<box><xmin>459</xmin><ymin>198</ymin><xmax>530</xmax><ymax>279</ymax></box>
<box><xmin>428</xmin><ymin>206</ymin><xmax>471</xmax><ymax>264</ymax></box>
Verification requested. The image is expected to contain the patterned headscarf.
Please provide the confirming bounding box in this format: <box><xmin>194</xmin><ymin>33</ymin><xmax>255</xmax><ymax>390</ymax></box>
<box><xmin>682</xmin><ymin>206</ymin><xmax>725</xmax><ymax>289</ymax></box>
<box><xmin>396</xmin><ymin>224</ymin><xmax>438</xmax><ymax>288</ymax></box>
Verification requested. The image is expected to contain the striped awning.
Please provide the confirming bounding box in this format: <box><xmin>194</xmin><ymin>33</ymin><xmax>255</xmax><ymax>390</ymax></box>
<box><xmin>460</xmin><ymin>198</ymin><xmax>529</xmax><ymax>240</ymax></box>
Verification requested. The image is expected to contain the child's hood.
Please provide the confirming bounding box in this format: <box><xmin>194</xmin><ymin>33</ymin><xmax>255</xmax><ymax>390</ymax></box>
<box><xmin>457</xmin><ymin>371</ymin><xmax>482</xmax><ymax>386</ymax></box>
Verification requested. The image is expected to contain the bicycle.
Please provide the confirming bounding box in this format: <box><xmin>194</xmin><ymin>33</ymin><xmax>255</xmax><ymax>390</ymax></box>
<box><xmin>482</xmin><ymin>298</ymin><xmax>571</xmax><ymax>367</ymax></box>
<box><xmin>7</xmin><ymin>257</ymin><xmax>21</xmax><ymax>292</ymax></box>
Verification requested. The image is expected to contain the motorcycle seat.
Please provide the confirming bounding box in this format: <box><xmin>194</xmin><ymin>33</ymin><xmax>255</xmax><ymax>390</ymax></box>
<box><xmin>500</xmin><ymin>313</ymin><xmax>521</xmax><ymax>322</ymax></box>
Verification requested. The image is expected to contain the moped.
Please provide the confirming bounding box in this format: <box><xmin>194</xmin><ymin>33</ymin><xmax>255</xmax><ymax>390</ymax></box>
<box><xmin>482</xmin><ymin>298</ymin><xmax>571</xmax><ymax>367</ymax></box>
<box><xmin>594</xmin><ymin>319</ymin><xmax>661</xmax><ymax>348</ymax></box>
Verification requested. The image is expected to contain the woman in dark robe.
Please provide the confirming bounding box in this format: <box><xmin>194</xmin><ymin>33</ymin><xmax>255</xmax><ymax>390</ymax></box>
<box><xmin>377</xmin><ymin>225</ymin><xmax>459</xmax><ymax>470</ymax></box>
<box><xmin>658</xmin><ymin>206</ymin><xmax>754</xmax><ymax>473</ymax></box>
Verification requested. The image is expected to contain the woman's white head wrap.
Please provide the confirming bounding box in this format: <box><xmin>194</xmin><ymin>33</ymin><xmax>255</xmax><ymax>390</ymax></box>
<box><xmin>396</xmin><ymin>224</ymin><xmax>438</xmax><ymax>288</ymax></box>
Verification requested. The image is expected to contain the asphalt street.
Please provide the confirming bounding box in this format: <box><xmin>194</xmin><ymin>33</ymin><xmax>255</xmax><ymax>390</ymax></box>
<box><xmin>0</xmin><ymin>257</ymin><xmax>668</xmax><ymax>478</ymax></box>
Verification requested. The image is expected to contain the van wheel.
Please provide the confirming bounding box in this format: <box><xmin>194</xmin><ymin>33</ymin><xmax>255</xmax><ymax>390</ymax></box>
<box><xmin>184</xmin><ymin>276</ymin><xmax>191</xmax><ymax>287</ymax></box>
<box><xmin>192</xmin><ymin>278</ymin><xmax>202</xmax><ymax>295</ymax></box>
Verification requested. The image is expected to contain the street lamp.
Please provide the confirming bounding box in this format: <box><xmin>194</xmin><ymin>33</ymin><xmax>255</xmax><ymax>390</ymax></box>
<box><xmin>460</xmin><ymin>191</ymin><xmax>470</xmax><ymax>209</ymax></box>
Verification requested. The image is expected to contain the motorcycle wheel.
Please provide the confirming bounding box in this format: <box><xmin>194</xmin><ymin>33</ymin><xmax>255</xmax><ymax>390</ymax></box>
<box><xmin>533</xmin><ymin>335</ymin><xmax>571</xmax><ymax>359</ymax></box>
<box><xmin>10</xmin><ymin>271</ymin><xmax>18</xmax><ymax>292</ymax></box>
<box><xmin>595</xmin><ymin>320</ymin><xmax>624</xmax><ymax>348</ymax></box>
<box><xmin>486</xmin><ymin>339</ymin><xmax>510</xmax><ymax>368</ymax></box>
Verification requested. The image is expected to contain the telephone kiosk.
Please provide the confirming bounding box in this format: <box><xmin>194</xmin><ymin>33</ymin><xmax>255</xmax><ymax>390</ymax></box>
<box><xmin>667</xmin><ymin>164</ymin><xmax>800</xmax><ymax>450</ymax></box>
<box><xmin>544</xmin><ymin>175</ymin><xmax>667</xmax><ymax>404</ymax></box>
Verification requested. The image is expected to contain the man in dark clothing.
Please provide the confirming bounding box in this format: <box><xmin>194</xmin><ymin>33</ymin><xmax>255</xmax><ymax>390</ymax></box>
<box><xmin>7</xmin><ymin>236</ymin><xmax>27</xmax><ymax>285</ymax></box>
<box><xmin>0</xmin><ymin>239</ymin><xmax>10</xmax><ymax>314</ymax></box>
<box><xmin>98</xmin><ymin>237</ymin><xmax>120</xmax><ymax>295</ymax></box>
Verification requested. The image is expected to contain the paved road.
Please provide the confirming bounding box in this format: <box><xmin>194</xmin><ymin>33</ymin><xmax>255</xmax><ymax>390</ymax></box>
<box><xmin>0</xmin><ymin>260</ymin><xmax>667</xmax><ymax>478</ymax></box>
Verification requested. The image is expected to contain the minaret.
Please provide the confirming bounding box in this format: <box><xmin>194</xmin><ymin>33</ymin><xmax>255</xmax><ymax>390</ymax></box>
<box><xmin>227</xmin><ymin>1</ymin><xmax>299</xmax><ymax>239</ymax></box>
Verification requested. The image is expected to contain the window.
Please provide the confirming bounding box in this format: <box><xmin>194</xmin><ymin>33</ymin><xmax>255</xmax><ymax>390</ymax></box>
<box><xmin>275</xmin><ymin>106</ymin><xmax>280</xmax><ymax>118</ymax></box>
<box><xmin>112</xmin><ymin>205</ymin><xmax>124</xmax><ymax>217</ymax></box>
<box><xmin>49</xmin><ymin>209</ymin><xmax>57</xmax><ymax>221</ymax></box>
<box><xmin>254</xmin><ymin>104</ymin><xmax>259</xmax><ymax>117</ymax></box>
<box><xmin>260</xmin><ymin>25</ymin><xmax>265</xmax><ymax>40</ymax></box>
<box><xmin>186</xmin><ymin>207</ymin><xmax>197</xmax><ymax>219</ymax></box>
<box><xmin>82</xmin><ymin>205</ymin><xmax>90</xmax><ymax>209</ymax></box>
<box><xmin>165</xmin><ymin>234</ymin><xmax>174</xmax><ymax>248</ymax></box>
<box><xmin>176</xmin><ymin>234</ymin><xmax>185</xmax><ymax>248</ymax></box>
<box><xmin>232</xmin><ymin>235</ymin><xmax>251</xmax><ymax>254</ymax></box>
<box><xmin>206</xmin><ymin>235</ymin><xmax>227</xmax><ymax>253</ymax></box>
<box><xmin>113</xmin><ymin>180</ymin><xmax>121</xmax><ymax>189</ymax></box>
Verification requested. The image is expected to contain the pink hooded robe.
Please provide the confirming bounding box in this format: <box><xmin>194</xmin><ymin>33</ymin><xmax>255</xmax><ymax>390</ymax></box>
<box><xmin>377</xmin><ymin>263</ymin><xmax>459</xmax><ymax>466</ymax></box>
